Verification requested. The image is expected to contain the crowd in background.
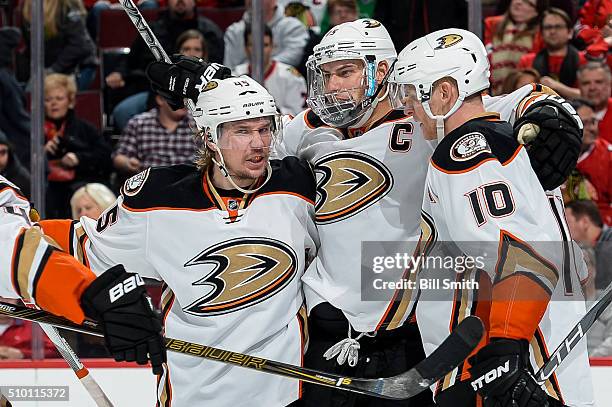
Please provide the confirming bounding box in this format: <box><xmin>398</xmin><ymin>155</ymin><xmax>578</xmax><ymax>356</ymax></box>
<box><xmin>0</xmin><ymin>0</ymin><xmax>610</xmax><ymax>359</ymax></box>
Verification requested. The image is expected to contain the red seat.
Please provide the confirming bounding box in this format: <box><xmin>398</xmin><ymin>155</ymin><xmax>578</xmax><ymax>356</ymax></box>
<box><xmin>74</xmin><ymin>90</ymin><xmax>103</xmax><ymax>131</ymax></box>
<box><xmin>198</xmin><ymin>6</ymin><xmax>245</xmax><ymax>31</ymax></box>
<box><xmin>97</xmin><ymin>8</ymin><xmax>160</xmax><ymax>49</ymax></box>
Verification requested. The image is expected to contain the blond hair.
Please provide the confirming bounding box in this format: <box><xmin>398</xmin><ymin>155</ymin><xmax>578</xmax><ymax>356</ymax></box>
<box><xmin>194</xmin><ymin>129</ymin><xmax>215</xmax><ymax>171</ymax></box>
<box><xmin>70</xmin><ymin>183</ymin><xmax>116</xmax><ymax>220</ymax></box>
<box><xmin>44</xmin><ymin>73</ymin><xmax>77</xmax><ymax>104</ymax></box>
<box><xmin>23</xmin><ymin>0</ymin><xmax>86</xmax><ymax>38</ymax></box>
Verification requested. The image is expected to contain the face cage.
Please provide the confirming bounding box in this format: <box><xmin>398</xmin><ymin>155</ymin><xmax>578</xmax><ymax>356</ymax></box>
<box><xmin>306</xmin><ymin>53</ymin><xmax>378</xmax><ymax>128</ymax></box>
<box><xmin>388</xmin><ymin>82</ymin><xmax>432</xmax><ymax>110</ymax></box>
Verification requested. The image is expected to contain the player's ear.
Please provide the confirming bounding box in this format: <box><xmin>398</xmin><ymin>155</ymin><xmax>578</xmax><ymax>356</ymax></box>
<box><xmin>439</xmin><ymin>80</ymin><xmax>458</xmax><ymax>104</ymax></box>
<box><xmin>376</xmin><ymin>61</ymin><xmax>389</xmax><ymax>83</ymax></box>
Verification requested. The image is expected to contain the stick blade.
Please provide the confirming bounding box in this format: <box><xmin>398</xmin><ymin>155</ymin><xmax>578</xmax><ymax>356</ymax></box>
<box><xmin>357</xmin><ymin>315</ymin><xmax>484</xmax><ymax>400</ymax></box>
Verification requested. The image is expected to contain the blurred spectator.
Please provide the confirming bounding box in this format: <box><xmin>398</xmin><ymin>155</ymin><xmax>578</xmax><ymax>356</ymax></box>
<box><xmin>565</xmin><ymin>199</ymin><xmax>612</xmax><ymax>289</ymax></box>
<box><xmin>0</xmin><ymin>299</ymin><xmax>58</xmax><ymax>359</ymax></box>
<box><xmin>570</xmin><ymin>99</ymin><xmax>612</xmax><ymax>226</ymax></box>
<box><xmin>577</xmin><ymin>61</ymin><xmax>612</xmax><ymax>144</ymax></box>
<box><xmin>69</xmin><ymin>183</ymin><xmax>115</xmax><ymax>357</ymax></box>
<box><xmin>0</xmin><ymin>130</ymin><xmax>30</xmax><ymax>199</ymax></box>
<box><xmin>70</xmin><ymin>182</ymin><xmax>116</xmax><ymax>219</ymax></box>
<box><xmin>374</xmin><ymin>0</ymin><xmax>467</xmax><ymax>51</ymax></box>
<box><xmin>501</xmin><ymin>67</ymin><xmax>541</xmax><ymax>93</ymax></box>
<box><xmin>177</xmin><ymin>29</ymin><xmax>209</xmax><ymax>59</ymax></box>
<box><xmin>576</xmin><ymin>244</ymin><xmax>612</xmax><ymax>356</ymax></box>
<box><xmin>44</xmin><ymin>74</ymin><xmax>112</xmax><ymax>219</ymax></box>
<box><xmin>579</xmin><ymin>243</ymin><xmax>597</xmax><ymax>300</ymax></box>
<box><xmin>234</xmin><ymin>24</ymin><xmax>306</xmax><ymax>115</ymax></box>
<box><xmin>112</xmin><ymin>29</ymin><xmax>209</xmax><ymax>133</ymax></box>
<box><xmin>106</xmin><ymin>0</ymin><xmax>224</xmax><ymax>131</ymax></box>
<box><xmin>319</xmin><ymin>0</ymin><xmax>359</xmax><ymax>35</ymax></box>
<box><xmin>279</xmin><ymin>0</ymin><xmax>326</xmax><ymax>28</ymax></box>
<box><xmin>518</xmin><ymin>8</ymin><xmax>585</xmax><ymax>99</ymax></box>
<box><xmin>113</xmin><ymin>93</ymin><xmax>198</xmax><ymax>177</ymax></box>
<box><xmin>283</xmin><ymin>1</ymin><xmax>321</xmax><ymax>77</ymax></box>
<box><xmin>20</xmin><ymin>0</ymin><xmax>98</xmax><ymax>90</ymax></box>
<box><xmin>0</xmin><ymin>27</ymin><xmax>31</xmax><ymax>168</ymax></box>
<box><xmin>485</xmin><ymin>0</ymin><xmax>548</xmax><ymax>95</ymax></box>
<box><xmin>86</xmin><ymin>0</ymin><xmax>158</xmax><ymax>41</ymax></box>
<box><xmin>495</xmin><ymin>0</ymin><xmax>577</xmax><ymax>22</ymax></box>
<box><xmin>578</xmin><ymin>0</ymin><xmax>612</xmax><ymax>30</ymax></box>
<box><xmin>224</xmin><ymin>0</ymin><xmax>308</xmax><ymax>70</ymax></box>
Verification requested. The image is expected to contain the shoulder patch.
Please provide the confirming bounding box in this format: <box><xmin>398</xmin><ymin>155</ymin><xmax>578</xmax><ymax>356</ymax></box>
<box><xmin>123</xmin><ymin>168</ymin><xmax>151</xmax><ymax>197</ymax></box>
<box><xmin>432</xmin><ymin>119</ymin><xmax>520</xmax><ymax>173</ymax></box>
<box><xmin>121</xmin><ymin>165</ymin><xmax>213</xmax><ymax>210</ymax></box>
<box><xmin>450</xmin><ymin>132</ymin><xmax>491</xmax><ymax>162</ymax></box>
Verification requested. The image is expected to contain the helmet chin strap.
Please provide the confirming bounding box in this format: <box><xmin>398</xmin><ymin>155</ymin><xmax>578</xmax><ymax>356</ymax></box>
<box><xmin>422</xmin><ymin>95</ymin><xmax>465</xmax><ymax>142</ymax></box>
<box><xmin>210</xmin><ymin>144</ymin><xmax>272</xmax><ymax>194</ymax></box>
<box><xmin>348</xmin><ymin>77</ymin><xmax>391</xmax><ymax>129</ymax></box>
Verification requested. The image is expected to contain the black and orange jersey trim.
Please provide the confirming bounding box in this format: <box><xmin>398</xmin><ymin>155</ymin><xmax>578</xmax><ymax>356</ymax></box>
<box><xmin>431</xmin><ymin>113</ymin><xmax>521</xmax><ymax>174</ymax></box>
<box><xmin>304</xmin><ymin>109</ymin><xmax>329</xmax><ymax>129</ymax></box>
<box><xmin>532</xmin><ymin>327</ymin><xmax>564</xmax><ymax>404</ymax></box>
<box><xmin>436</xmin><ymin>268</ymin><xmax>491</xmax><ymax>396</ymax></box>
<box><xmin>0</xmin><ymin>181</ymin><xmax>27</xmax><ymax>202</ymax></box>
<box><xmin>121</xmin><ymin>158</ymin><xmax>316</xmax><ymax>213</ymax></box>
<box><xmin>157</xmin><ymin>283</ymin><xmax>175</xmax><ymax>407</ymax></box>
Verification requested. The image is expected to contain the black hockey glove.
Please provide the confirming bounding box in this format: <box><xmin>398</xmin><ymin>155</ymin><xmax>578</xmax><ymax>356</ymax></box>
<box><xmin>514</xmin><ymin>96</ymin><xmax>583</xmax><ymax>191</ymax></box>
<box><xmin>80</xmin><ymin>265</ymin><xmax>166</xmax><ymax>375</ymax></box>
<box><xmin>145</xmin><ymin>55</ymin><xmax>232</xmax><ymax>110</ymax></box>
<box><xmin>468</xmin><ymin>339</ymin><xmax>549</xmax><ymax>407</ymax></box>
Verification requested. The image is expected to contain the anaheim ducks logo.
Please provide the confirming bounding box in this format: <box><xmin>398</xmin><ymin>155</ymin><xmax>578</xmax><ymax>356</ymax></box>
<box><xmin>314</xmin><ymin>151</ymin><xmax>393</xmax><ymax>224</ymax></box>
<box><xmin>183</xmin><ymin>237</ymin><xmax>297</xmax><ymax>316</ymax></box>
<box><xmin>434</xmin><ymin>34</ymin><xmax>463</xmax><ymax>50</ymax></box>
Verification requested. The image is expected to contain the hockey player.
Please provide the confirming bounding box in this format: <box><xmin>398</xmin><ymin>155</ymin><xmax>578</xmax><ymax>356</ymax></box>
<box><xmin>0</xmin><ymin>175</ymin><xmax>165</xmax><ymax>373</ymax></box>
<box><xmin>144</xmin><ymin>26</ymin><xmax>584</xmax><ymax>406</ymax></box>
<box><xmin>389</xmin><ymin>29</ymin><xmax>593</xmax><ymax>407</ymax></box>
<box><xmin>40</xmin><ymin>75</ymin><xmax>318</xmax><ymax>407</ymax></box>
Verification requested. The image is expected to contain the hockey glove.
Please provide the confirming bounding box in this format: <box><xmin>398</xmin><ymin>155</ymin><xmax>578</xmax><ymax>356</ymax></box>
<box><xmin>145</xmin><ymin>55</ymin><xmax>232</xmax><ymax>110</ymax></box>
<box><xmin>514</xmin><ymin>96</ymin><xmax>583</xmax><ymax>191</ymax></box>
<box><xmin>80</xmin><ymin>264</ymin><xmax>166</xmax><ymax>375</ymax></box>
<box><xmin>468</xmin><ymin>339</ymin><xmax>549</xmax><ymax>407</ymax></box>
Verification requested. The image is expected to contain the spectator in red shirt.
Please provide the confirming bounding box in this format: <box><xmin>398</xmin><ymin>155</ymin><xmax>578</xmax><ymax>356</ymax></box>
<box><xmin>0</xmin><ymin>299</ymin><xmax>58</xmax><ymax>359</ymax></box>
<box><xmin>577</xmin><ymin>61</ymin><xmax>612</xmax><ymax>144</ymax></box>
<box><xmin>571</xmin><ymin>98</ymin><xmax>612</xmax><ymax>226</ymax></box>
<box><xmin>518</xmin><ymin>8</ymin><xmax>586</xmax><ymax>99</ymax></box>
<box><xmin>579</xmin><ymin>0</ymin><xmax>612</xmax><ymax>30</ymax></box>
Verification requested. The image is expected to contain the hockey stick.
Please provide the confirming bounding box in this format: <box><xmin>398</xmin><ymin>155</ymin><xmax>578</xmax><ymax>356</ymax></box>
<box><xmin>535</xmin><ymin>282</ymin><xmax>612</xmax><ymax>384</ymax></box>
<box><xmin>22</xmin><ymin>301</ymin><xmax>114</xmax><ymax>406</ymax></box>
<box><xmin>0</xmin><ymin>300</ymin><xmax>483</xmax><ymax>400</ymax></box>
<box><xmin>35</xmin><ymin>323</ymin><xmax>114</xmax><ymax>406</ymax></box>
<box><xmin>118</xmin><ymin>0</ymin><xmax>197</xmax><ymax>112</ymax></box>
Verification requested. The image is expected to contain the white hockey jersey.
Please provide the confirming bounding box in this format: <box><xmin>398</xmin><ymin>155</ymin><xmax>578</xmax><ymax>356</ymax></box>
<box><xmin>0</xmin><ymin>176</ymin><xmax>37</xmax><ymax>300</ymax></box>
<box><xmin>278</xmin><ymin>84</ymin><xmax>585</xmax><ymax>334</ymax></box>
<box><xmin>0</xmin><ymin>175</ymin><xmax>95</xmax><ymax>323</ymax></box>
<box><xmin>233</xmin><ymin>61</ymin><xmax>307</xmax><ymax>116</ymax></box>
<box><xmin>42</xmin><ymin>160</ymin><xmax>318</xmax><ymax>407</ymax></box>
<box><xmin>415</xmin><ymin>114</ymin><xmax>593</xmax><ymax>406</ymax></box>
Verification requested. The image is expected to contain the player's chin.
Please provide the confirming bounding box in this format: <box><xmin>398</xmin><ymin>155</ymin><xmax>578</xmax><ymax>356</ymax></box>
<box><xmin>242</xmin><ymin>156</ymin><xmax>268</xmax><ymax>176</ymax></box>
